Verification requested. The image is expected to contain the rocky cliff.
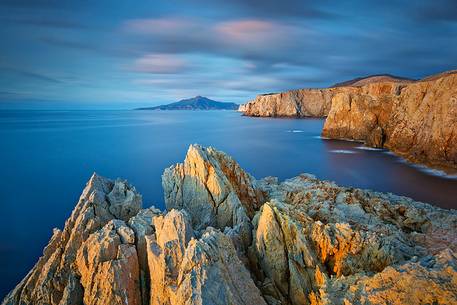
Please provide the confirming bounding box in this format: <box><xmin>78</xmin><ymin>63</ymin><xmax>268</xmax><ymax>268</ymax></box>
<box><xmin>238</xmin><ymin>75</ymin><xmax>413</xmax><ymax>118</ymax></box>
<box><xmin>322</xmin><ymin>72</ymin><xmax>457</xmax><ymax>170</ymax></box>
<box><xmin>239</xmin><ymin>89</ymin><xmax>344</xmax><ymax>117</ymax></box>
<box><xmin>3</xmin><ymin>145</ymin><xmax>457</xmax><ymax>305</ymax></box>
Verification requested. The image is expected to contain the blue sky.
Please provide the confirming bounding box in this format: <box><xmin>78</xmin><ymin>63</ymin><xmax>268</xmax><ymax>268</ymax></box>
<box><xmin>0</xmin><ymin>0</ymin><xmax>456</xmax><ymax>109</ymax></box>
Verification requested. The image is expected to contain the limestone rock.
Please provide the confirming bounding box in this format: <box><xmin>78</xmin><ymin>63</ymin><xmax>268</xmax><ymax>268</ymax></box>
<box><xmin>162</xmin><ymin>144</ymin><xmax>266</xmax><ymax>251</ymax></box>
<box><xmin>322</xmin><ymin>72</ymin><xmax>457</xmax><ymax>170</ymax></box>
<box><xmin>3</xmin><ymin>145</ymin><xmax>456</xmax><ymax>305</ymax></box>
<box><xmin>146</xmin><ymin>210</ymin><xmax>267</xmax><ymax>305</ymax></box>
<box><xmin>317</xmin><ymin>249</ymin><xmax>457</xmax><ymax>305</ymax></box>
<box><xmin>76</xmin><ymin>220</ymin><xmax>141</xmax><ymax>305</ymax></box>
<box><xmin>240</xmin><ymin>70</ymin><xmax>457</xmax><ymax>170</ymax></box>
<box><xmin>175</xmin><ymin>228</ymin><xmax>267</xmax><ymax>305</ymax></box>
<box><xmin>2</xmin><ymin>174</ymin><xmax>147</xmax><ymax>305</ymax></box>
<box><xmin>239</xmin><ymin>88</ymin><xmax>352</xmax><ymax>118</ymax></box>
<box><xmin>237</xmin><ymin>74</ymin><xmax>410</xmax><ymax>118</ymax></box>
<box><xmin>128</xmin><ymin>207</ymin><xmax>162</xmax><ymax>304</ymax></box>
<box><xmin>249</xmin><ymin>174</ymin><xmax>457</xmax><ymax>305</ymax></box>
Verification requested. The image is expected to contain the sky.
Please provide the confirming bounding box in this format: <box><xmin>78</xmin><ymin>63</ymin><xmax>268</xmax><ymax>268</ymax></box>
<box><xmin>0</xmin><ymin>0</ymin><xmax>456</xmax><ymax>109</ymax></box>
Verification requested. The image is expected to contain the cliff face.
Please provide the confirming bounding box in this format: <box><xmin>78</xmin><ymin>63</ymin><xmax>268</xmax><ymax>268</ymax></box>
<box><xmin>239</xmin><ymin>88</ymin><xmax>353</xmax><ymax>117</ymax></box>
<box><xmin>238</xmin><ymin>75</ymin><xmax>413</xmax><ymax>118</ymax></box>
<box><xmin>3</xmin><ymin>145</ymin><xmax>457</xmax><ymax>305</ymax></box>
<box><xmin>322</xmin><ymin>73</ymin><xmax>457</xmax><ymax>170</ymax></box>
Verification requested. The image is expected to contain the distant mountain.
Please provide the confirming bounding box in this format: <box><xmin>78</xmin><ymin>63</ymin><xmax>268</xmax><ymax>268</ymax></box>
<box><xmin>136</xmin><ymin>96</ymin><xmax>238</xmax><ymax>110</ymax></box>
<box><xmin>332</xmin><ymin>74</ymin><xmax>415</xmax><ymax>87</ymax></box>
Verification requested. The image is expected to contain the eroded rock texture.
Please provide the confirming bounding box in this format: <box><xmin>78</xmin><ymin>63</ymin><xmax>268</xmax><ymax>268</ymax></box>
<box><xmin>162</xmin><ymin>144</ymin><xmax>266</xmax><ymax>253</ymax></box>
<box><xmin>250</xmin><ymin>174</ymin><xmax>457</xmax><ymax>304</ymax></box>
<box><xmin>239</xmin><ymin>71</ymin><xmax>456</xmax><ymax>170</ymax></box>
<box><xmin>3</xmin><ymin>145</ymin><xmax>457</xmax><ymax>305</ymax></box>
<box><xmin>322</xmin><ymin>72</ymin><xmax>457</xmax><ymax>169</ymax></box>
<box><xmin>239</xmin><ymin>88</ymin><xmax>347</xmax><ymax>118</ymax></box>
<box><xmin>2</xmin><ymin>175</ymin><xmax>145</xmax><ymax>305</ymax></box>
<box><xmin>238</xmin><ymin>75</ymin><xmax>414</xmax><ymax>118</ymax></box>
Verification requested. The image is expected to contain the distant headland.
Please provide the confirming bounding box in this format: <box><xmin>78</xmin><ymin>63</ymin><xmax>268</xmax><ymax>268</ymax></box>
<box><xmin>136</xmin><ymin>96</ymin><xmax>238</xmax><ymax>110</ymax></box>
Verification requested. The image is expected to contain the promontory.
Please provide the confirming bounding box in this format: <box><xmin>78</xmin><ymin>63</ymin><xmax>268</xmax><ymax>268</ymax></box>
<box><xmin>239</xmin><ymin>70</ymin><xmax>457</xmax><ymax>171</ymax></box>
<box><xmin>3</xmin><ymin>144</ymin><xmax>456</xmax><ymax>305</ymax></box>
<box><xmin>136</xmin><ymin>96</ymin><xmax>238</xmax><ymax>111</ymax></box>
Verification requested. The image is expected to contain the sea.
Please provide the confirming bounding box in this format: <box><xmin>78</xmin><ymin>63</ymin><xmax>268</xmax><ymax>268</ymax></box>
<box><xmin>1</xmin><ymin>109</ymin><xmax>456</xmax><ymax>298</ymax></box>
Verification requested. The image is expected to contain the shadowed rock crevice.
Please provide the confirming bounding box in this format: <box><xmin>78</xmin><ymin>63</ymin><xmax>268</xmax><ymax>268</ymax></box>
<box><xmin>3</xmin><ymin>145</ymin><xmax>457</xmax><ymax>305</ymax></box>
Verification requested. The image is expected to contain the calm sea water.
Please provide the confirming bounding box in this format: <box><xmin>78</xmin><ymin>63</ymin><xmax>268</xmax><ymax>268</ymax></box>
<box><xmin>1</xmin><ymin>109</ymin><xmax>456</xmax><ymax>298</ymax></box>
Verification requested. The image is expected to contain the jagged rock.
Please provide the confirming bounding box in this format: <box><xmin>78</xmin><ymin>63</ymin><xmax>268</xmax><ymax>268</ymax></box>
<box><xmin>75</xmin><ymin>220</ymin><xmax>140</xmax><ymax>305</ymax></box>
<box><xmin>315</xmin><ymin>249</ymin><xmax>457</xmax><ymax>305</ymax></box>
<box><xmin>107</xmin><ymin>180</ymin><xmax>142</xmax><ymax>221</ymax></box>
<box><xmin>322</xmin><ymin>72</ymin><xmax>457</xmax><ymax>170</ymax></box>
<box><xmin>2</xmin><ymin>174</ymin><xmax>146</xmax><ymax>305</ymax></box>
<box><xmin>146</xmin><ymin>210</ymin><xmax>194</xmax><ymax>305</ymax></box>
<box><xmin>162</xmin><ymin>144</ymin><xmax>265</xmax><ymax>252</ymax></box>
<box><xmin>248</xmin><ymin>174</ymin><xmax>457</xmax><ymax>304</ymax></box>
<box><xmin>128</xmin><ymin>207</ymin><xmax>162</xmax><ymax>305</ymax></box>
<box><xmin>146</xmin><ymin>210</ymin><xmax>267</xmax><ymax>305</ymax></box>
<box><xmin>3</xmin><ymin>145</ymin><xmax>456</xmax><ymax>305</ymax></box>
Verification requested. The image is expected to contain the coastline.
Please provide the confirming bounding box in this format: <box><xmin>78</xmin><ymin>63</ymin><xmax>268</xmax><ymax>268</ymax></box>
<box><xmin>3</xmin><ymin>144</ymin><xmax>456</xmax><ymax>305</ymax></box>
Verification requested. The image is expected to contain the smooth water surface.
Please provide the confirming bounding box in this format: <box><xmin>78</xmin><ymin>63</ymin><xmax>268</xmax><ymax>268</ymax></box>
<box><xmin>1</xmin><ymin>110</ymin><xmax>456</xmax><ymax>298</ymax></box>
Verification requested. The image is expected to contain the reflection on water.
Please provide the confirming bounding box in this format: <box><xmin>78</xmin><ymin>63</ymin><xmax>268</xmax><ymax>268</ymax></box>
<box><xmin>0</xmin><ymin>110</ymin><xmax>456</xmax><ymax>298</ymax></box>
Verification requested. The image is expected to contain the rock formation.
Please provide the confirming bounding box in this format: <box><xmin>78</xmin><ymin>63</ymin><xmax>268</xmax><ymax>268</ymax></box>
<box><xmin>239</xmin><ymin>70</ymin><xmax>457</xmax><ymax>170</ymax></box>
<box><xmin>322</xmin><ymin>72</ymin><xmax>457</xmax><ymax>170</ymax></box>
<box><xmin>239</xmin><ymin>89</ymin><xmax>346</xmax><ymax>117</ymax></box>
<box><xmin>3</xmin><ymin>145</ymin><xmax>457</xmax><ymax>305</ymax></box>
<box><xmin>238</xmin><ymin>75</ymin><xmax>413</xmax><ymax>118</ymax></box>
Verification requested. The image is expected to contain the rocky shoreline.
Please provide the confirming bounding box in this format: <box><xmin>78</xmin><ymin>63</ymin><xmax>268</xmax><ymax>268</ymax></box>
<box><xmin>3</xmin><ymin>145</ymin><xmax>456</xmax><ymax>305</ymax></box>
<box><xmin>239</xmin><ymin>71</ymin><xmax>457</xmax><ymax>171</ymax></box>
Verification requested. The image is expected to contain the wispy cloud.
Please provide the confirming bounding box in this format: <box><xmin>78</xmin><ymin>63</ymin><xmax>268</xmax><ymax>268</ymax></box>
<box><xmin>124</xmin><ymin>17</ymin><xmax>307</xmax><ymax>68</ymax></box>
<box><xmin>132</xmin><ymin>54</ymin><xmax>189</xmax><ymax>74</ymax></box>
<box><xmin>1</xmin><ymin>0</ymin><xmax>457</xmax><ymax>105</ymax></box>
<box><xmin>1</xmin><ymin>66</ymin><xmax>62</xmax><ymax>84</ymax></box>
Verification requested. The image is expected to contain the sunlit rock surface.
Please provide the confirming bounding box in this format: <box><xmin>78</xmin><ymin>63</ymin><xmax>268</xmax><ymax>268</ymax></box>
<box><xmin>238</xmin><ymin>75</ymin><xmax>413</xmax><ymax>118</ymax></box>
<box><xmin>162</xmin><ymin>144</ymin><xmax>266</xmax><ymax>254</ymax></box>
<box><xmin>3</xmin><ymin>145</ymin><xmax>456</xmax><ymax>305</ymax></box>
<box><xmin>239</xmin><ymin>70</ymin><xmax>457</xmax><ymax>170</ymax></box>
<box><xmin>239</xmin><ymin>89</ymin><xmax>343</xmax><ymax>118</ymax></box>
<box><xmin>322</xmin><ymin>72</ymin><xmax>457</xmax><ymax>170</ymax></box>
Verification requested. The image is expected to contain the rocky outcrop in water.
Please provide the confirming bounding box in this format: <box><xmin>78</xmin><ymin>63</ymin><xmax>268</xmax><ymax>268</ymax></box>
<box><xmin>3</xmin><ymin>145</ymin><xmax>457</xmax><ymax>305</ymax></box>
<box><xmin>322</xmin><ymin>72</ymin><xmax>457</xmax><ymax>170</ymax></box>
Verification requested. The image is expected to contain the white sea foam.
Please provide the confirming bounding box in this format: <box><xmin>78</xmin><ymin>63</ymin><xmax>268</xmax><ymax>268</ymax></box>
<box><xmin>313</xmin><ymin>135</ymin><xmax>330</xmax><ymax>140</ymax></box>
<box><xmin>385</xmin><ymin>151</ymin><xmax>457</xmax><ymax>179</ymax></box>
<box><xmin>286</xmin><ymin>129</ymin><xmax>305</xmax><ymax>133</ymax></box>
<box><xmin>329</xmin><ymin>149</ymin><xmax>357</xmax><ymax>154</ymax></box>
<box><xmin>407</xmin><ymin>162</ymin><xmax>457</xmax><ymax>179</ymax></box>
<box><xmin>355</xmin><ymin>146</ymin><xmax>384</xmax><ymax>151</ymax></box>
